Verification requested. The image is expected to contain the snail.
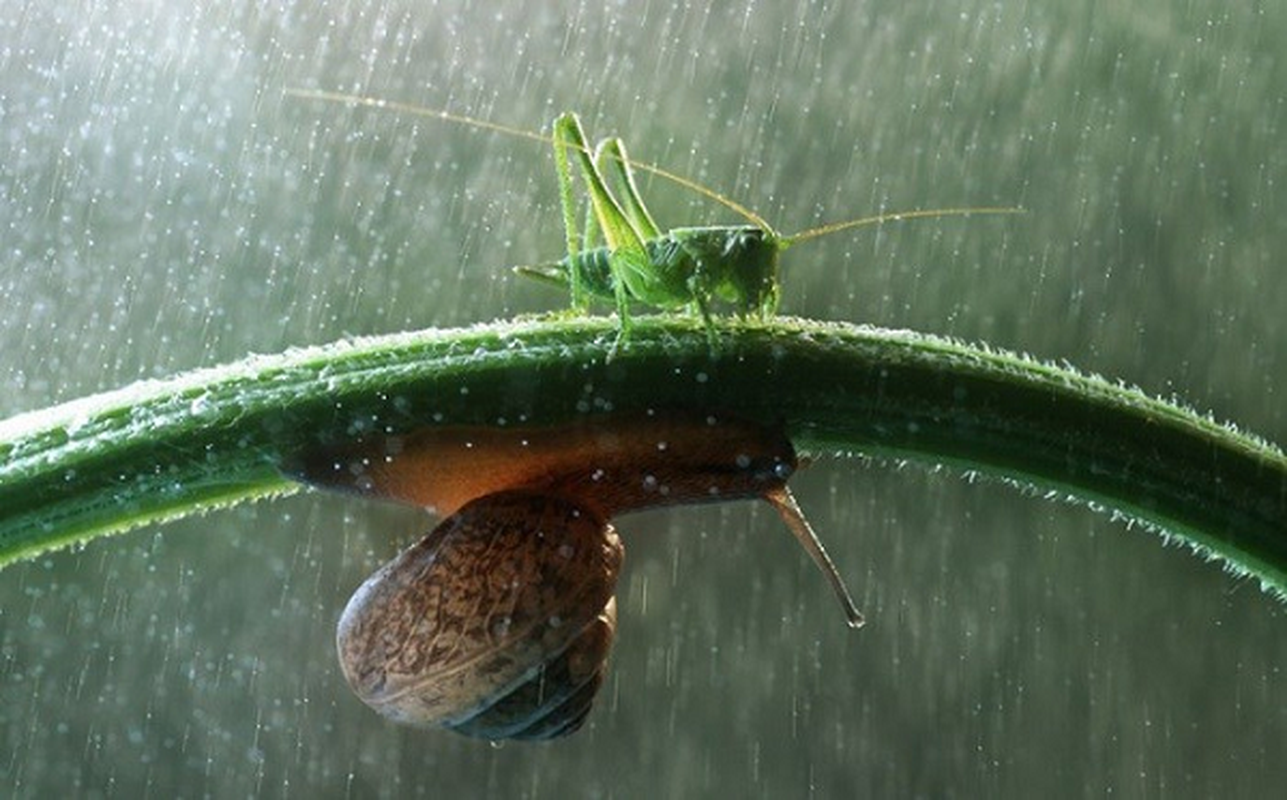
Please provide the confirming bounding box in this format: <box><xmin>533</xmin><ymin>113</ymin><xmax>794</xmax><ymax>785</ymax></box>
<box><xmin>335</xmin><ymin>490</ymin><xmax>622</xmax><ymax>739</ymax></box>
<box><xmin>290</xmin><ymin>412</ymin><xmax>861</xmax><ymax>740</ymax></box>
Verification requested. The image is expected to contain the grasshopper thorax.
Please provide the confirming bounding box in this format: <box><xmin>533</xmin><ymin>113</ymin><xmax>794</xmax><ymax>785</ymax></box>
<box><xmin>665</xmin><ymin>226</ymin><xmax>781</xmax><ymax>318</ymax></box>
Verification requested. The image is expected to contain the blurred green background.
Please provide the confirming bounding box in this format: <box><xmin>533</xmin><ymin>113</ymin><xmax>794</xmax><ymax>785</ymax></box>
<box><xmin>2</xmin><ymin>0</ymin><xmax>1285</xmax><ymax>796</ymax></box>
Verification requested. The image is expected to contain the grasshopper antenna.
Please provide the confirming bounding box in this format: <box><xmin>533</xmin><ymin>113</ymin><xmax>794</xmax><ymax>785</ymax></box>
<box><xmin>283</xmin><ymin>88</ymin><xmax>775</xmax><ymax>231</ymax></box>
<box><xmin>284</xmin><ymin>88</ymin><xmax>553</xmax><ymax>146</ymax></box>
<box><xmin>285</xmin><ymin>90</ymin><xmax>1019</xmax><ymax>246</ymax></box>
<box><xmin>783</xmin><ymin>207</ymin><xmax>1026</xmax><ymax>249</ymax></box>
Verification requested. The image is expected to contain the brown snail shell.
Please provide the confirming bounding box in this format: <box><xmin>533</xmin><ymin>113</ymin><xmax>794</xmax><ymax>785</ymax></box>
<box><xmin>336</xmin><ymin>490</ymin><xmax>623</xmax><ymax>740</ymax></box>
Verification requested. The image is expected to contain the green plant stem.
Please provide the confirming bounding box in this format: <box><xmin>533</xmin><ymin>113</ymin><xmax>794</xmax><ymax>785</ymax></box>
<box><xmin>2</xmin><ymin>315</ymin><xmax>1285</xmax><ymax>594</ymax></box>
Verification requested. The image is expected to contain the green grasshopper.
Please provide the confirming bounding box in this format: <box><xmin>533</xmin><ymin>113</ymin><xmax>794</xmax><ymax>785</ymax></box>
<box><xmin>288</xmin><ymin>90</ymin><xmax>1021</xmax><ymax>341</ymax></box>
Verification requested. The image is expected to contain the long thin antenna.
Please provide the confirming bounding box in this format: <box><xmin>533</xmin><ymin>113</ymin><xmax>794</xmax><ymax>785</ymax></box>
<box><xmin>284</xmin><ymin>88</ymin><xmax>552</xmax><ymax>145</ymax></box>
<box><xmin>287</xmin><ymin>90</ymin><xmax>1022</xmax><ymax>250</ymax></box>
<box><xmin>785</xmin><ymin>206</ymin><xmax>1025</xmax><ymax>248</ymax></box>
<box><xmin>283</xmin><ymin>88</ymin><xmax>773</xmax><ymax>231</ymax></box>
<box><xmin>763</xmin><ymin>486</ymin><xmax>864</xmax><ymax>629</ymax></box>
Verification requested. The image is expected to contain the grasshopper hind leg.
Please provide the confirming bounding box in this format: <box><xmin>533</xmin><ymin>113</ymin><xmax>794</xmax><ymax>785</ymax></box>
<box><xmin>553</xmin><ymin>113</ymin><xmax>653</xmax><ymax>350</ymax></box>
<box><xmin>552</xmin><ymin>114</ymin><xmax>589</xmax><ymax>313</ymax></box>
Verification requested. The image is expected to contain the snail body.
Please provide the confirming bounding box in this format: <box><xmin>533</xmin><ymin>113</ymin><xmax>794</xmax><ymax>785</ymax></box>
<box><xmin>293</xmin><ymin>412</ymin><xmax>803</xmax><ymax>519</ymax></box>
<box><xmin>294</xmin><ymin>412</ymin><xmax>860</xmax><ymax>740</ymax></box>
